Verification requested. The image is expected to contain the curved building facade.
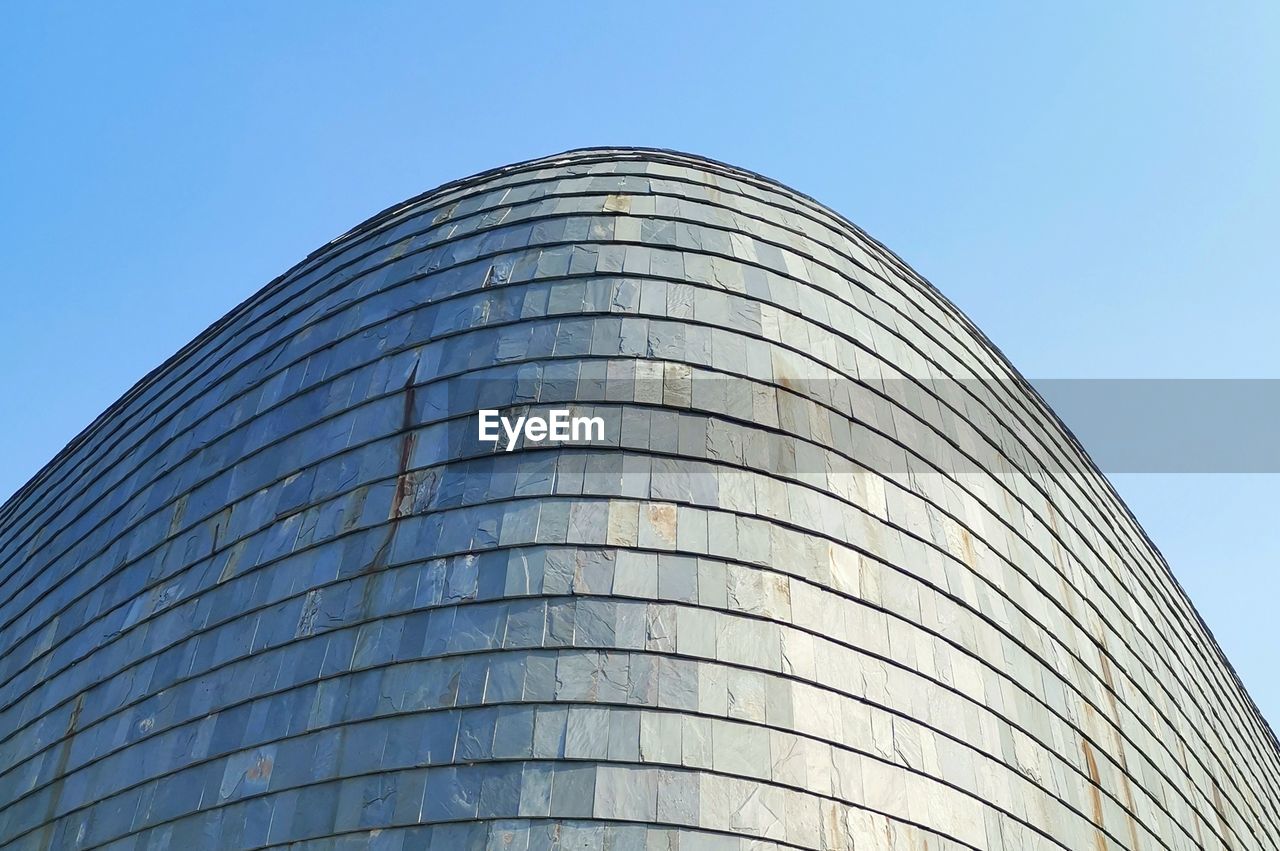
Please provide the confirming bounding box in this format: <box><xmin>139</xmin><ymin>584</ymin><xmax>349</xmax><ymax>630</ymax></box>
<box><xmin>0</xmin><ymin>148</ymin><xmax>1277</xmax><ymax>850</ymax></box>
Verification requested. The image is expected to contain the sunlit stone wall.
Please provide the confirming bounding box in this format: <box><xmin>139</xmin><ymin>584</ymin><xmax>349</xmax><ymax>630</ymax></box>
<box><xmin>0</xmin><ymin>149</ymin><xmax>1276</xmax><ymax>850</ymax></box>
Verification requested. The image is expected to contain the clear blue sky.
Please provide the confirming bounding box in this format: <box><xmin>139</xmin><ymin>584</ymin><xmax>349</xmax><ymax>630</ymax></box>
<box><xmin>2</xmin><ymin>3</ymin><xmax>1277</xmax><ymax>724</ymax></box>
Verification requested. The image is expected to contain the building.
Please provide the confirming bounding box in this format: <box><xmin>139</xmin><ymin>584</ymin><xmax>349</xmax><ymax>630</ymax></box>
<box><xmin>0</xmin><ymin>148</ymin><xmax>1276</xmax><ymax>849</ymax></box>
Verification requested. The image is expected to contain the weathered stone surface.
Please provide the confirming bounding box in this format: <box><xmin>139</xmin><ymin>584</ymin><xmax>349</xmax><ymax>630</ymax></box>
<box><xmin>0</xmin><ymin>148</ymin><xmax>1276</xmax><ymax>849</ymax></box>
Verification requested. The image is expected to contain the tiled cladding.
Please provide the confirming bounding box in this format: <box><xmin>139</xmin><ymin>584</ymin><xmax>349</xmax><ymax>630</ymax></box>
<box><xmin>0</xmin><ymin>149</ymin><xmax>1276</xmax><ymax>851</ymax></box>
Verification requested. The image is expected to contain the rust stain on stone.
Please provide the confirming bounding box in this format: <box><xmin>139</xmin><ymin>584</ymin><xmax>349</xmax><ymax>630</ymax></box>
<box><xmin>1081</xmin><ymin>738</ymin><xmax>1109</xmax><ymax>851</ymax></box>
<box><xmin>1094</xmin><ymin>620</ymin><xmax>1139</xmax><ymax>850</ymax></box>
<box><xmin>958</xmin><ymin>526</ymin><xmax>976</xmax><ymax>569</ymax></box>
<box><xmin>245</xmin><ymin>752</ymin><xmax>274</xmax><ymax>783</ymax></box>
<box><xmin>389</xmin><ymin>365</ymin><xmax>420</xmax><ymax>521</ymax></box>
<box><xmin>41</xmin><ymin>693</ymin><xmax>87</xmax><ymax>829</ymax></box>
<box><xmin>646</xmin><ymin>503</ymin><xmax>678</xmax><ymax>547</ymax></box>
<box><xmin>370</xmin><ymin>367</ymin><xmax>420</xmax><ymax>572</ymax></box>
